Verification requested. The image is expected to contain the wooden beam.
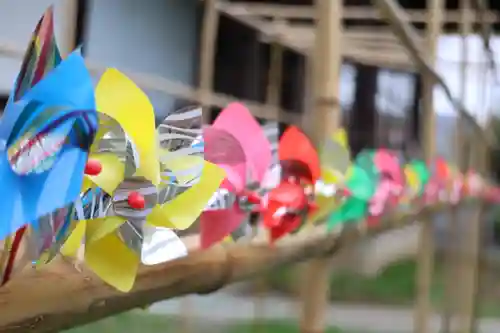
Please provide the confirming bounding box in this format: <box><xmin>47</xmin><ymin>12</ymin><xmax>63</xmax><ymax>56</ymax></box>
<box><xmin>222</xmin><ymin>2</ymin><xmax>499</xmax><ymax>24</ymax></box>
<box><xmin>0</xmin><ymin>199</ymin><xmax>476</xmax><ymax>332</ymax></box>
<box><xmin>218</xmin><ymin>10</ymin><xmax>416</xmax><ymax>70</ymax></box>
<box><xmin>372</xmin><ymin>0</ymin><xmax>496</xmax><ymax>146</ymax></box>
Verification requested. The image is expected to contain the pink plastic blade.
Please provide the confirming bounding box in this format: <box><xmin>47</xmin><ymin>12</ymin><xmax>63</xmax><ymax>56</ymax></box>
<box><xmin>200</xmin><ymin>206</ymin><xmax>246</xmax><ymax>249</ymax></box>
<box><xmin>213</xmin><ymin>103</ymin><xmax>271</xmax><ymax>183</ymax></box>
<box><xmin>203</xmin><ymin>126</ymin><xmax>247</xmax><ymax>192</ymax></box>
<box><xmin>374</xmin><ymin>149</ymin><xmax>403</xmax><ymax>185</ymax></box>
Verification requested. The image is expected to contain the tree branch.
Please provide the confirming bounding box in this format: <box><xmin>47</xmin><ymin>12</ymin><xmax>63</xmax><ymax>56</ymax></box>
<box><xmin>0</xmin><ymin>201</ymin><xmax>481</xmax><ymax>333</ymax></box>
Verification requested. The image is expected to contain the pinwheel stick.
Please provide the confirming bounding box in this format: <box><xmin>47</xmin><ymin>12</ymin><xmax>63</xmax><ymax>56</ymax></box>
<box><xmin>0</xmin><ymin>201</ymin><xmax>483</xmax><ymax>333</ymax></box>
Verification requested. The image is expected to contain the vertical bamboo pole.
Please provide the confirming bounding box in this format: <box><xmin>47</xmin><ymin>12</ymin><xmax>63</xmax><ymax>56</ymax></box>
<box><xmin>56</xmin><ymin>0</ymin><xmax>79</xmax><ymax>56</ymax></box>
<box><xmin>299</xmin><ymin>1</ymin><xmax>343</xmax><ymax>332</ymax></box>
<box><xmin>414</xmin><ymin>1</ymin><xmax>443</xmax><ymax>332</ymax></box>
<box><xmin>456</xmin><ymin>40</ymin><xmax>490</xmax><ymax>333</ymax></box>
<box><xmin>441</xmin><ymin>1</ymin><xmax>471</xmax><ymax>331</ymax></box>
<box><xmin>253</xmin><ymin>41</ymin><xmax>284</xmax><ymax>333</ymax></box>
<box><xmin>198</xmin><ymin>0</ymin><xmax>220</xmax><ymax>124</ymax></box>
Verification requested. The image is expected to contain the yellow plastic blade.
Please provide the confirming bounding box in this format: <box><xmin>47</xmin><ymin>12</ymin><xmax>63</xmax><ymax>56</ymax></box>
<box><xmin>161</xmin><ymin>153</ymin><xmax>203</xmax><ymax>185</ymax></box>
<box><xmin>404</xmin><ymin>166</ymin><xmax>419</xmax><ymax>193</ymax></box>
<box><xmin>333</xmin><ymin>128</ymin><xmax>348</xmax><ymax>149</ymax></box>
<box><xmin>60</xmin><ymin>220</ymin><xmax>86</xmax><ymax>257</ymax></box>
<box><xmin>85</xmin><ymin>232</ymin><xmax>139</xmax><ymax>292</ymax></box>
<box><xmin>86</xmin><ymin>215</ymin><xmax>126</xmax><ymax>243</ymax></box>
<box><xmin>148</xmin><ymin>161</ymin><xmax>225</xmax><ymax>230</ymax></box>
<box><xmin>95</xmin><ymin>68</ymin><xmax>160</xmax><ymax>185</ymax></box>
<box><xmin>86</xmin><ymin>153</ymin><xmax>125</xmax><ymax>194</ymax></box>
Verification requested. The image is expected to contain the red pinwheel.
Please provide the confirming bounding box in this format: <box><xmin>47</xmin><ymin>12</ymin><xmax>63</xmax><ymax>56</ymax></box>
<box><xmin>262</xmin><ymin>126</ymin><xmax>321</xmax><ymax>242</ymax></box>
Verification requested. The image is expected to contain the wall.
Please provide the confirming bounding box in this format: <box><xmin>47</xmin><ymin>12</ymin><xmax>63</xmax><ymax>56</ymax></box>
<box><xmin>0</xmin><ymin>0</ymin><xmax>200</xmax><ymax>120</ymax></box>
<box><xmin>86</xmin><ymin>0</ymin><xmax>199</xmax><ymax>119</ymax></box>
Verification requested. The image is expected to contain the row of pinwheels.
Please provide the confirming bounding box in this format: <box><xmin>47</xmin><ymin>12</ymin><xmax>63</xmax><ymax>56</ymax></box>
<box><xmin>1</xmin><ymin>8</ymin><xmax>498</xmax><ymax>294</ymax></box>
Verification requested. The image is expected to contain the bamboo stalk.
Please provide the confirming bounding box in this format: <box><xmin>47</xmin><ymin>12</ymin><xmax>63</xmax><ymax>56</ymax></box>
<box><xmin>441</xmin><ymin>0</ymin><xmax>471</xmax><ymax>331</ymax></box>
<box><xmin>414</xmin><ymin>1</ymin><xmax>444</xmax><ymax>332</ymax></box>
<box><xmin>0</xmin><ymin>202</ymin><xmax>475</xmax><ymax>333</ymax></box>
<box><xmin>456</xmin><ymin>42</ymin><xmax>491</xmax><ymax>333</ymax></box>
<box><xmin>198</xmin><ymin>0</ymin><xmax>220</xmax><ymax>124</ymax></box>
<box><xmin>299</xmin><ymin>1</ymin><xmax>343</xmax><ymax>333</ymax></box>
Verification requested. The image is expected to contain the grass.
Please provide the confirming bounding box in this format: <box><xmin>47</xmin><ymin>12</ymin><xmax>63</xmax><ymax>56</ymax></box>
<box><xmin>64</xmin><ymin>313</ymin><xmax>356</xmax><ymax>333</ymax></box>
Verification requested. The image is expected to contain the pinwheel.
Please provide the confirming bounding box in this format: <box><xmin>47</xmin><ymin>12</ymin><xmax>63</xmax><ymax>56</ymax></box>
<box><xmin>366</xmin><ymin>149</ymin><xmax>406</xmax><ymax>226</ymax></box>
<box><xmin>61</xmin><ymin>69</ymin><xmax>224</xmax><ymax>292</ymax></box>
<box><xmin>262</xmin><ymin>125</ymin><xmax>321</xmax><ymax>242</ymax></box>
<box><xmin>309</xmin><ymin>128</ymin><xmax>352</xmax><ymax>225</ymax></box>
<box><xmin>0</xmin><ymin>8</ymin><xmax>98</xmax><ymax>285</ymax></box>
<box><xmin>200</xmin><ymin>103</ymin><xmax>273</xmax><ymax>248</ymax></box>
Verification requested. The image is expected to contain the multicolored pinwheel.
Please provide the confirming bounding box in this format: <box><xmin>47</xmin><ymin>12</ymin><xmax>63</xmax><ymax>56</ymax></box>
<box><xmin>0</xmin><ymin>8</ymin><xmax>98</xmax><ymax>285</ymax></box>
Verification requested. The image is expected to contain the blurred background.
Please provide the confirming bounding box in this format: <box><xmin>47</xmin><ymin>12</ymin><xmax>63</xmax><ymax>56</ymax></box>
<box><xmin>1</xmin><ymin>0</ymin><xmax>500</xmax><ymax>332</ymax></box>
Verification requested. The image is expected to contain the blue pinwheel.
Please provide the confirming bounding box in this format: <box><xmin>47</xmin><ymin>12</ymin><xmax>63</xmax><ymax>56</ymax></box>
<box><xmin>0</xmin><ymin>23</ymin><xmax>98</xmax><ymax>242</ymax></box>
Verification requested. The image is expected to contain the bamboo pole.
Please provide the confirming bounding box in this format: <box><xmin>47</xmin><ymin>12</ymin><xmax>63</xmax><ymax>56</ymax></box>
<box><xmin>414</xmin><ymin>1</ymin><xmax>443</xmax><ymax>332</ymax></box>
<box><xmin>456</xmin><ymin>42</ymin><xmax>491</xmax><ymax>333</ymax></box>
<box><xmin>198</xmin><ymin>0</ymin><xmax>220</xmax><ymax>124</ymax></box>
<box><xmin>441</xmin><ymin>0</ymin><xmax>471</xmax><ymax>331</ymax></box>
<box><xmin>56</xmin><ymin>0</ymin><xmax>78</xmax><ymax>56</ymax></box>
<box><xmin>0</xmin><ymin>202</ymin><xmax>473</xmax><ymax>333</ymax></box>
<box><xmin>299</xmin><ymin>1</ymin><xmax>342</xmax><ymax>333</ymax></box>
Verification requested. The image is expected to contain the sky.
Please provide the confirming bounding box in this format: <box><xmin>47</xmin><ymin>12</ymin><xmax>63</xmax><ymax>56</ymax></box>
<box><xmin>339</xmin><ymin>34</ymin><xmax>500</xmax><ymax>124</ymax></box>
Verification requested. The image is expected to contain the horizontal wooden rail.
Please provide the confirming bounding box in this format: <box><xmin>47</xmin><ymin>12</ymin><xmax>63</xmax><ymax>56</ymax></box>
<box><xmin>0</xmin><ymin>200</ymin><xmax>484</xmax><ymax>333</ymax></box>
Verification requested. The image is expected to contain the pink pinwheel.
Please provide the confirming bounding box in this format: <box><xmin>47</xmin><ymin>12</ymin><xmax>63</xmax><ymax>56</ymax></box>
<box><xmin>367</xmin><ymin>149</ymin><xmax>405</xmax><ymax>227</ymax></box>
<box><xmin>200</xmin><ymin>103</ymin><xmax>272</xmax><ymax>248</ymax></box>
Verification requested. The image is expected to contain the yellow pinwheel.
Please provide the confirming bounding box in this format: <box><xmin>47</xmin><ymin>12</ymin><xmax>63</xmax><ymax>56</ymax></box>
<box><xmin>62</xmin><ymin>69</ymin><xmax>224</xmax><ymax>292</ymax></box>
<box><xmin>309</xmin><ymin>128</ymin><xmax>352</xmax><ymax>224</ymax></box>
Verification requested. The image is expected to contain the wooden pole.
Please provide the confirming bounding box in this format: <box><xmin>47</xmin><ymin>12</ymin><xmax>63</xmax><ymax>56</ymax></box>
<box><xmin>56</xmin><ymin>0</ymin><xmax>79</xmax><ymax>56</ymax></box>
<box><xmin>414</xmin><ymin>1</ymin><xmax>443</xmax><ymax>332</ymax></box>
<box><xmin>441</xmin><ymin>1</ymin><xmax>471</xmax><ymax>331</ymax></box>
<box><xmin>299</xmin><ymin>1</ymin><xmax>343</xmax><ymax>333</ymax></box>
<box><xmin>456</xmin><ymin>40</ymin><xmax>490</xmax><ymax>333</ymax></box>
<box><xmin>198</xmin><ymin>0</ymin><xmax>220</xmax><ymax>124</ymax></box>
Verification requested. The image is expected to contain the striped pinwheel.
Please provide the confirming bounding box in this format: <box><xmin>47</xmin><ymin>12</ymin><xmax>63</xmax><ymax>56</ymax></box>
<box><xmin>0</xmin><ymin>8</ymin><xmax>98</xmax><ymax>285</ymax></box>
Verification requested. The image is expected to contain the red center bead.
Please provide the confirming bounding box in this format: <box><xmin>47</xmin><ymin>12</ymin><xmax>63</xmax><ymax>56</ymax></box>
<box><xmin>128</xmin><ymin>191</ymin><xmax>146</xmax><ymax>209</ymax></box>
<box><xmin>85</xmin><ymin>159</ymin><xmax>102</xmax><ymax>176</ymax></box>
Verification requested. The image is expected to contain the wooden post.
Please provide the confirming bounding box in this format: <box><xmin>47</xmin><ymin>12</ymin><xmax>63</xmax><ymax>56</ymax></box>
<box><xmin>299</xmin><ymin>1</ymin><xmax>343</xmax><ymax>333</ymax></box>
<box><xmin>56</xmin><ymin>0</ymin><xmax>79</xmax><ymax>55</ymax></box>
<box><xmin>198</xmin><ymin>0</ymin><xmax>220</xmax><ymax>124</ymax></box>
<box><xmin>441</xmin><ymin>1</ymin><xmax>471</xmax><ymax>331</ymax></box>
<box><xmin>414</xmin><ymin>1</ymin><xmax>443</xmax><ymax>332</ymax></box>
<box><xmin>456</xmin><ymin>38</ymin><xmax>490</xmax><ymax>333</ymax></box>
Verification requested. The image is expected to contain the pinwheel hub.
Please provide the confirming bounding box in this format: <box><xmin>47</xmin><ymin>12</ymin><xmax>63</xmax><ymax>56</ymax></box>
<box><xmin>113</xmin><ymin>177</ymin><xmax>157</xmax><ymax>218</ymax></box>
<box><xmin>127</xmin><ymin>191</ymin><xmax>146</xmax><ymax>209</ymax></box>
<box><xmin>84</xmin><ymin>158</ymin><xmax>102</xmax><ymax>176</ymax></box>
